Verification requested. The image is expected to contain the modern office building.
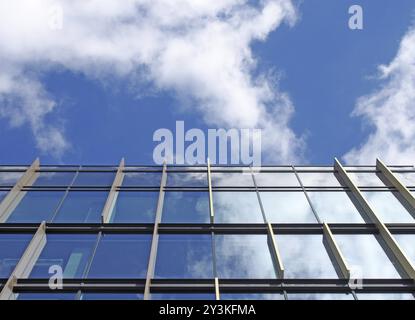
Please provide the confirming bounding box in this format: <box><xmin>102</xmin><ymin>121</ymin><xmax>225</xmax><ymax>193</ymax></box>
<box><xmin>0</xmin><ymin>158</ymin><xmax>414</xmax><ymax>300</ymax></box>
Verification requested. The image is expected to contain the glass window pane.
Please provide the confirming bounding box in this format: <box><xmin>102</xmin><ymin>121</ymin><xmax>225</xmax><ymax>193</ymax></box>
<box><xmin>0</xmin><ymin>191</ymin><xmax>7</xmax><ymax>203</ymax></box>
<box><xmin>288</xmin><ymin>293</ymin><xmax>354</xmax><ymax>300</ymax></box>
<box><xmin>395</xmin><ymin>172</ymin><xmax>415</xmax><ymax>187</ymax></box>
<box><xmin>53</xmin><ymin>191</ymin><xmax>108</xmax><ymax>223</ymax></box>
<box><xmin>167</xmin><ymin>172</ymin><xmax>207</xmax><ymax>187</ymax></box>
<box><xmin>30</xmin><ymin>234</ymin><xmax>97</xmax><ymax>279</ymax></box>
<box><xmin>347</xmin><ymin>172</ymin><xmax>386</xmax><ymax>187</ymax></box>
<box><xmin>307</xmin><ymin>191</ymin><xmax>365</xmax><ymax>223</ymax></box>
<box><xmin>0</xmin><ymin>234</ymin><xmax>33</xmax><ymax>278</ymax></box>
<box><xmin>87</xmin><ymin>234</ymin><xmax>151</xmax><ymax>278</ymax></box>
<box><xmin>81</xmin><ymin>293</ymin><xmax>143</xmax><ymax>300</ymax></box>
<box><xmin>7</xmin><ymin>191</ymin><xmax>65</xmax><ymax>223</ymax></box>
<box><xmin>155</xmin><ymin>234</ymin><xmax>213</xmax><ymax>279</ymax></box>
<box><xmin>72</xmin><ymin>172</ymin><xmax>115</xmax><ymax>186</ymax></box>
<box><xmin>357</xmin><ymin>293</ymin><xmax>414</xmax><ymax>300</ymax></box>
<box><xmin>254</xmin><ymin>172</ymin><xmax>299</xmax><ymax>187</ymax></box>
<box><xmin>110</xmin><ymin>191</ymin><xmax>158</xmax><ymax>223</ymax></box>
<box><xmin>260</xmin><ymin>192</ymin><xmax>316</xmax><ymax>223</ymax></box>
<box><xmin>162</xmin><ymin>192</ymin><xmax>209</xmax><ymax>223</ymax></box>
<box><xmin>211</xmin><ymin>172</ymin><xmax>254</xmax><ymax>187</ymax></box>
<box><xmin>152</xmin><ymin>293</ymin><xmax>215</xmax><ymax>300</ymax></box>
<box><xmin>277</xmin><ymin>234</ymin><xmax>339</xmax><ymax>278</ymax></box>
<box><xmin>394</xmin><ymin>234</ymin><xmax>415</xmax><ymax>266</ymax></box>
<box><xmin>297</xmin><ymin>172</ymin><xmax>341</xmax><ymax>187</ymax></box>
<box><xmin>362</xmin><ymin>191</ymin><xmax>415</xmax><ymax>223</ymax></box>
<box><xmin>17</xmin><ymin>293</ymin><xmax>76</xmax><ymax>300</ymax></box>
<box><xmin>215</xmin><ymin>234</ymin><xmax>276</xmax><ymax>279</ymax></box>
<box><xmin>33</xmin><ymin>172</ymin><xmax>75</xmax><ymax>186</ymax></box>
<box><xmin>122</xmin><ymin>172</ymin><xmax>161</xmax><ymax>187</ymax></box>
<box><xmin>334</xmin><ymin>234</ymin><xmax>402</xmax><ymax>279</ymax></box>
<box><xmin>0</xmin><ymin>172</ymin><xmax>24</xmax><ymax>186</ymax></box>
<box><xmin>213</xmin><ymin>192</ymin><xmax>263</xmax><ymax>223</ymax></box>
<box><xmin>221</xmin><ymin>293</ymin><xmax>284</xmax><ymax>300</ymax></box>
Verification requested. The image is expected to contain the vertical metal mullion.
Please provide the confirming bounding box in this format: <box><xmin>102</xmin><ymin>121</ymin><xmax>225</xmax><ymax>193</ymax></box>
<box><xmin>207</xmin><ymin>158</ymin><xmax>214</xmax><ymax>223</ymax></box>
<box><xmin>101</xmin><ymin>158</ymin><xmax>125</xmax><ymax>223</ymax></box>
<box><xmin>144</xmin><ymin>162</ymin><xmax>167</xmax><ymax>300</ymax></box>
<box><xmin>251</xmin><ymin>166</ymin><xmax>268</xmax><ymax>223</ymax></box>
<box><xmin>322</xmin><ymin>223</ymin><xmax>350</xmax><ymax>279</ymax></box>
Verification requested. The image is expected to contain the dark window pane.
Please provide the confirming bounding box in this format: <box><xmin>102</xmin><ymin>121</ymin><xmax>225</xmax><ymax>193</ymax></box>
<box><xmin>110</xmin><ymin>191</ymin><xmax>158</xmax><ymax>223</ymax></box>
<box><xmin>211</xmin><ymin>172</ymin><xmax>254</xmax><ymax>187</ymax></box>
<box><xmin>17</xmin><ymin>293</ymin><xmax>76</xmax><ymax>300</ymax></box>
<box><xmin>221</xmin><ymin>293</ymin><xmax>284</xmax><ymax>300</ymax></box>
<box><xmin>213</xmin><ymin>192</ymin><xmax>263</xmax><ymax>223</ymax></box>
<box><xmin>362</xmin><ymin>191</ymin><xmax>414</xmax><ymax>223</ymax></box>
<box><xmin>33</xmin><ymin>172</ymin><xmax>75</xmax><ymax>186</ymax></box>
<box><xmin>155</xmin><ymin>234</ymin><xmax>213</xmax><ymax>279</ymax></box>
<box><xmin>162</xmin><ymin>192</ymin><xmax>209</xmax><ymax>223</ymax></box>
<box><xmin>297</xmin><ymin>172</ymin><xmax>341</xmax><ymax>187</ymax></box>
<box><xmin>277</xmin><ymin>234</ymin><xmax>339</xmax><ymax>278</ymax></box>
<box><xmin>215</xmin><ymin>234</ymin><xmax>276</xmax><ymax>279</ymax></box>
<box><xmin>307</xmin><ymin>191</ymin><xmax>365</xmax><ymax>223</ymax></box>
<box><xmin>88</xmin><ymin>234</ymin><xmax>151</xmax><ymax>278</ymax></box>
<box><xmin>167</xmin><ymin>172</ymin><xmax>207</xmax><ymax>187</ymax></box>
<box><xmin>254</xmin><ymin>172</ymin><xmax>299</xmax><ymax>187</ymax></box>
<box><xmin>0</xmin><ymin>172</ymin><xmax>23</xmax><ymax>186</ymax></box>
<box><xmin>151</xmin><ymin>293</ymin><xmax>215</xmax><ymax>300</ymax></box>
<box><xmin>81</xmin><ymin>293</ymin><xmax>143</xmax><ymax>300</ymax></box>
<box><xmin>122</xmin><ymin>172</ymin><xmax>161</xmax><ymax>187</ymax></box>
<box><xmin>7</xmin><ymin>191</ymin><xmax>65</xmax><ymax>223</ymax></box>
<box><xmin>29</xmin><ymin>234</ymin><xmax>97</xmax><ymax>279</ymax></box>
<box><xmin>0</xmin><ymin>234</ymin><xmax>32</xmax><ymax>278</ymax></box>
<box><xmin>260</xmin><ymin>191</ymin><xmax>316</xmax><ymax>223</ymax></box>
<box><xmin>288</xmin><ymin>293</ymin><xmax>354</xmax><ymax>300</ymax></box>
<box><xmin>72</xmin><ymin>172</ymin><xmax>115</xmax><ymax>186</ymax></box>
<box><xmin>53</xmin><ymin>191</ymin><xmax>108</xmax><ymax>223</ymax></box>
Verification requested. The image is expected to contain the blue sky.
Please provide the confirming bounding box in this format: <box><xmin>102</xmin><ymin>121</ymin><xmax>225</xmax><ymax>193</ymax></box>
<box><xmin>0</xmin><ymin>0</ymin><xmax>414</xmax><ymax>165</ymax></box>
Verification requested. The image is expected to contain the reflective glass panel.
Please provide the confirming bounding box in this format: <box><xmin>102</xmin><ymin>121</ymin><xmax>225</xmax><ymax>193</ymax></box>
<box><xmin>277</xmin><ymin>234</ymin><xmax>339</xmax><ymax>278</ymax></box>
<box><xmin>394</xmin><ymin>172</ymin><xmax>415</xmax><ymax>187</ymax></box>
<box><xmin>167</xmin><ymin>172</ymin><xmax>207</xmax><ymax>187</ymax></box>
<box><xmin>0</xmin><ymin>191</ymin><xmax>6</xmax><ymax>203</ymax></box>
<box><xmin>260</xmin><ymin>191</ymin><xmax>316</xmax><ymax>223</ymax></box>
<box><xmin>29</xmin><ymin>234</ymin><xmax>97</xmax><ymax>279</ymax></box>
<box><xmin>221</xmin><ymin>294</ymin><xmax>284</xmax><ymax>300</ymax></box>
<box><xmin>72</xmin><ymin>172</ymin><xmax>115</xmax><ymax>186</ymax></box>
<box><xmin>7</xmin><ymin>191</ymin><xmax>65</xmax><ymax>223</ymax></box>
<box><xmin>81</xmin><ymin>293</ymin><xmax>143</xmax><ymax>300</ymax></box>
<box><xmin>33</xmin><ymin>172</ymin><xmax>75</xmax><ymax>186</ymax></box>
<box><xmin>110</xmin><ymin>191</ymin><xmax>158</xmax><ymax>223</ymax></box>
<box><xmin>347</xmin><ymin>172</ymin><xmax>386</xmax><ymax>187</ymax></box>
<box><xmin>211</xmin><ymin>172</ymin><xmax>254</xmax><ymax>187</ymax></box>
<box><xmin>162</xmin><ymin>192</ymin><xmax>209</xmax><ymax>223</ymax></box>
<box><xmin>334</xmin><ymin>234</ymin><xmax>401</xmax><ymax>278</ymax></box>
<box><xmin>307</xmin><ymin>191</ymin><xmax>365</xmax><ymax>223</ymax></box>
<box><xmin>53</xmin><ymin>191</ymin><xmax>108</xmax><ymax>223</ymax></box>
<box><xmin>254</xmin><ymin>172</ymin><xmax>299</xmax><ymax>187</ymax></box>
<box><xmin>358</xmin><ymin>293</ymin><xmax>414</xmax><ymax>300</ymax></box>
<box><xmin>87</xmin><ymin>234</ymin><xmax>151</xmax><ymax>278</ymax></box>
<box><xmin>122</xmin><ymin>172</ymin><xmax>161</xmax><ymax>187</ymax></box>
<box><xmin>215</xmin><ymin>234</ymin><xmax>276</xmax><ymax>279</ymax></box>
<box><xmin>394</xmin><ymin>235</ymin><xmax>415</xmax><ymax>266</ymax></box>
<box><xmin>17</xmin><ymin>293</ymin><xmax>76</xmax><ymax>300</ymax></box>
<box><xmin>0</xmin><ymin>234</ymin><xmax>32</xmax><ymax>278</ymax></box>
<box><xmin>155</xmin><ymin>234</ymin><xmax>213</xmax><ymax>279</ymax></box>
<box><xmin>297</xmin><ymin>172</ymin><xmax>341</xmax><ymax>187</ymax></box>
<box><xmin>152</xmin><ymin>294</ymin><xmax>215</xmax><ymax>300</ymax></box>
<box><xmin>0</xmin><ymin>171</ymin><xmax>24</xmax><ymax>186</ymax></box>
<box><xmin>288</xmin><ymin>293</ymin><xmax>354</xmax><ymax>300</ymax></box>
<box><xmin>213</xmin><ymin>192</ymin><xmax>264</xmax><ymax>223</ymax></box>
<box><xmin>362</xmin><ymin>191</ymin><xmax>414</xmax><ymax>223</ymax></box>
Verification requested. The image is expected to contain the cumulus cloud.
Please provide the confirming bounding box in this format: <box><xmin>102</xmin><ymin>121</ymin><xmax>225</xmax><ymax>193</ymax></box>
<box><xmin>344</xmin><ymin>26</ymin><xmax>415</xmax><ymax>165</ymax></box>
<box><xmin>0</xmin><ymin>0</ymin><xmax>303</xmax><ymax>161</ymax></box>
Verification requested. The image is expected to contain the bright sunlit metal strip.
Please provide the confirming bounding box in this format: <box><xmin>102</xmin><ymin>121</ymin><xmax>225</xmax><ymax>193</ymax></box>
<box><xmin>101</xmin><ymin>158</ymin><xmax>125</xmax><ymax>223</ymax></box>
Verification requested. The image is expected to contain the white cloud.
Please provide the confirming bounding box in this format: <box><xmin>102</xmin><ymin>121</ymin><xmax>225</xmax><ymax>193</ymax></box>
<box><xmin>344</xmin><ymin>27</ymin><xmax>415</xmax><ymax>165</ymax></box>
<box><xmin>0</xmin><ymin>0</ymin><xmax>302</xmax><ymax>161</ymax></box>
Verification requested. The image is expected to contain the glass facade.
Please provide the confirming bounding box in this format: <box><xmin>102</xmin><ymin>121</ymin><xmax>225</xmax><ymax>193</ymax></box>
<box><xmin>0</xmin><ymin>163</ymin><xmax>415</xmax><ymax>300</ymax></box>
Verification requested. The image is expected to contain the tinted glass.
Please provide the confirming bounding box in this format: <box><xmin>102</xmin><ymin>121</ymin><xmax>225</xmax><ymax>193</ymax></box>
<box><xmin>33</xmin><ymin>172</ymin><xmax>76</xmax><ymax>186</ymax></box>
<box><xmin>0</xmin><ymin>171</ymin><xmax>24</xmax><ymax>186</ymax></box>
<box><xmin>288</xmin><ymin>293</ymin><xmax>354</xmax><ymax>300</ymax></box>
<box><xmin>72</xmin><ymin>172</ymin><xmax>115</xmax><ymax>186</ymax></box>
<box><xmin>162</xmin><ymin>192</ymin><xmax>209</xmax><ymax>223</ymax></box>
<box><xmin>0</xmin><ymin>234</ymin><xmax>32</xmax><ymax>278</ymax></box>
<box><xmin>17</xmin><ymin>293</ymin><xmax>76</xmax><ymax>300</ymax></box>
<box><xmin>155</xmin><ymin>234</ymin><xmax>213</xmax><ymax>279</ymax></box>
<box><xmin>151</xmin><ymin>293</ymin><xmax>215</xmax><ymax>300</ymax></box>
<box><xmin>122</xmin><ymin>172</ymin><xmax>161</xmax><ymax>187</ymax></box>
<box><xmin>260</xmin><ymin>191</ymin><xmax>316</xmax><ymax>223</ymax></box>
<box><xmin>81</xmin><ymin>293</ymin><xmax>143</xmax><ymax>300</ymax></box>
<box><xmin>221</xmin><ymin>293</ymin><xmax>284</xmax><ymax>300</ymax></box>
<box><xmin>87</xmin><ymin>234</ymin><xmax>151</xmax><ymax>278</ymax></box>
<box><xmin>7</xmin><ymin>191</ymin><xmax>65</xmax><ymax>223</ymax></box>
<box><xmin>357</xmin><ymin>293</ymin><xmax>414</xmax><ymax>300</ymax></box>
<box><xmin>254</xmin><ymin>172</ymin><xmax>299</xmax><ymax>187</ymax></box>
<box><xmin>213</xmin><ymin>192</ymin><xmax>264</xmax><ymax>223</ymax></box>
<box><xmin>211</xmin><ymin>172</ymin><xmax>254</xmax><ymax>187</ymax></box>
<box><xmin>110</xmin><ymin>191</ymin><xmax>158</xmax><ymax>223</ymax></box>
<box><xmin>167</xmin><ymin>172</ymin><xmax>207</xmax><ymax>187</ymax></box>
<box><xmin>0</xmin><ymin>191</ymin><xmax>7</xmax><ymax>203</ymax></box>
<box><xmin>215</xmin><ymin>234</ymin><xmax>276</xmax><ymax>279</ymax></box>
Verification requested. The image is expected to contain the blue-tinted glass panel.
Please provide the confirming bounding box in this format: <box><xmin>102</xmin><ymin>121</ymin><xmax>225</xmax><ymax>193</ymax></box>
<box><xmin>260</xmin><ymin>191</ymin><xmax>316</xmax><ymax>223</ymax></box>
<box><xmin>254</xmin><ymin>172</ymin><xmax>299</xmax><ymax>187</ymax></box>
<box><xmin>111</xmin><ymin>191</ymin><xmax>157</xmax><ymax>223</ymax></box>
<box><xmin>334</xmin><ymin>234</ymin><xmax>402</xmax><ymax>279</ymax></box>
<box><xmin>215</xmin><ymin>234</ymin><xmax>276</xmax><ymax>279</ymax></box>
<box><xmin>81</xmin><ymin>293</ymin><xmax>143</xmax><ymax>300</ymax></box>
<box><xmin>152</xmin><ymin>293</ymin><xmax>215</xmax><ymax>300</ymax></box>
<box><xmin>0</xmin><ymin>234</ymin><xmax>32</xmax><ymax>278</ymax></box>
<box><xmin>53</xmin><ymin>191</ymin><xmax>108</xmax><ymax>223</ymax></box>
<box><xmin>33</xmin><ymin>172</ymin><xmax>75</xmax><ymax>186</ymax></box>
<box><xmin>362</xmin><ymin>191</ymin><xmax>415</xmax><ymax>223</ymax></box>
<box><xmin>7</xmin><ymin>191</ymin><xmax>65</xmax><ymax>223</ymax></box>
<box><xmin>167</xmin><ymin>172</ymin><xmax>207</xmax><ymax>187</ymax></box>
<box><xmin>17</xmin><ymin>293</ymin><xmax>76</xmax><ymax>300</ymax></box>
<box><xmin>288</xmin><ymin>293</ymin><xmax>354</xmax><ymax>300</ymax></box>
<box><xmin>297</xmin><ymin>172</ymin><xmax>341</xmax><ymax>187</ymax></box>
<box><xmin>307</xmin><ymin>191</ymin><xmax>365</xmax><ymax>223</ymax></box>
<box><xmin>277</xmin><ymin>235</ymin><xmax>339</xmax><ymax>278</ymax></box>
<box><xmin>30</xmin><ymin>234</ymin><xmax>97</xmax><ymax>279</ymax></box>
<box><xmin>0</xmin><ymin>191</ymin><xmax>6</xmax><ymax>203</ymax></box>
<box><xmin>88</xmin><ymin>234</ymin><xmax>151</xmax><ymax>278</ymax></box>
<box><xmin>0</xmin><ymin>171</ymin><xmax>24</xmax><ymax>186</ymax></box>
<box><xmin>221</xmin><ymin>293</ymin><xmax>284</xmax><ymax>300</ymax></box>
<box><xmin>72</xmin><ymin>172</ymin><xmax>115</xmax><ymax>186</ymax></box>
<box><xmin>122</xmin><ymin>172</ymin><xmax>161</xmax><ymax>187</ymax></box>
<box><xmin>211</xmin><ymin>172</ymin><xmax>254</xmax><ymax>187</ymax></box>
<box><xmin>162</xmin><ymin>192</ymin><xmax>209</xmax><ymax>223</ymax></box>
<box><xmin>358</xmin><ymin>293</ymin><xmax>414</xmax><ymax>300</ymax></box>
<box><xmin>155</xmin><ymin>234</ymin><xmax>213</xmax><ymax>279</ymax></box>
<box><xmin>213</xmin><ymin>192</ymin><xmax>264</xmax><ymax>223</ymax></box>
